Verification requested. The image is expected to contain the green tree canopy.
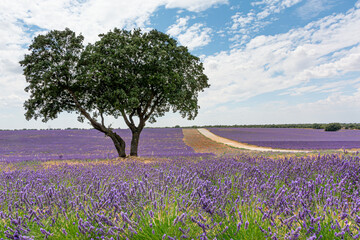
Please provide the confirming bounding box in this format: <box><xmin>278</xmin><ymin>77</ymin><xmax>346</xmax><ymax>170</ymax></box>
<box><xmin>324</xmin><ymin>123</ymin><xmax>342</xmax><ymax>132</ymax></box>
<box><xmin>20</xmin><ymin>28</ymin><xmax>127</xmax><ymax>157</ymax></box>
<box><xmin>20</xmin><ymin>28</ymin><xmax>209</xmax><ymax>157</ymax></box>
<box><xmin>80</xmin><ymin>28</ymin><xmax>209</xmax><ymax>155</ymax></box>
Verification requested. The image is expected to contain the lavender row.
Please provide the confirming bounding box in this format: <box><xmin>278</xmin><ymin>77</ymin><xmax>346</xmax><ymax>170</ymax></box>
<box><xmin>243</xmin><ymin>141</ymin><xmax>360</xmax><ymax>150</ymax></box>
<box><xmin>209</xmin><ymin>128</ymin><xmax>360</xmax><ymax>150</ymax></box>
<box><xmin>1</xmin><ymin>153</ymin><xmax>360</xmax><ymax>239</ymax></box>
<box><xmin>0</xmin><ymin>128</ymin><xmax>203</xmax><ymax>161</ymax></box>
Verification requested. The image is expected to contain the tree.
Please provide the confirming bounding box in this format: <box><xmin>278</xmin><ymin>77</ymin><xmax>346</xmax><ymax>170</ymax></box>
<box><xmin>20</xmin><ymin>28</ymin><xmax>127</xmax><ymax>157</ymax></box>
<box><xmin>324</xmin><ymin>123</ymin><xmax>342</xmax><ymax>131</ymax></box>
<box><xmin>20</xmin><ymin>28</ymin><xmax>209</xmax><ymax>157</ymax></box>
<box><xmin>312</xmin><ymin>123</ymin><xmax>323</xmax><ymax>129</ymax></box>
<box><xmin>79</xmin><ymin>28</ymin><xmax>209</xmax><ymax>156</ymax></box>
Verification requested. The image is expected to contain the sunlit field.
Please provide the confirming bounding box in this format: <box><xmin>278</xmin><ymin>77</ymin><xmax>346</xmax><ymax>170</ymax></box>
<box><xmin>1</xmin><ymin>128</ymin><xmax>360</xmax><ymax>239</ymax></box>
<box><xmin>209</xmin><ymin>128</ymin><xmax>360</xmax><ymax>150</ymax></box>
<box><xmin>0</xmin><ymin>128</ymin><xmax>205</xmax><ymax>162</ymax></box>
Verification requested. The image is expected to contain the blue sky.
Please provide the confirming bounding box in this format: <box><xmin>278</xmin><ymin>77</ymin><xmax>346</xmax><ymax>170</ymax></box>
<box><xmin>0</xmin><ymin>0</ymin><xmax>360</xmax><ymax>129</ymax></box>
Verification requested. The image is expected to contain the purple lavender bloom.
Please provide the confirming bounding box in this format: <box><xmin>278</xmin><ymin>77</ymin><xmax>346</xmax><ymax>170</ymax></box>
<box><xmin>18</xmin><ymin>236</ymin><xmax>34</xmax><ymax>240</ymax></box>
<box><xmin>334</xmin><ymin>231</ymin><xmax>345</xmax><ymax>237</ymax></box>
<box><xmin>40</xmin><ymin>228</ymin><xmax>52</xmax><ymax>238</ymax></box>
<box><xmin>0</xmin><ymin>128</ymin><xmax>208</xmax><ymax>161</ymax></box>
<box><xmin>244</xmin><ymin>221</ymin><xmax>249</xmax><ymax>230</ymax></box>
<box><xmin>237</xmin><ymin>222</ymin><xmax>242</xmax><ymax>232</ymax></box>
<box><xmin>199</xmin><ymin>213</ymin><xmax>207</xmax><ymax>222</ymax></box>
<box><xmin>128</xmin><ymin>225</ymin><xmax>137</xmax><ymax>235</ymax></box>
<box><xmin>209</xmin><ymin>128</ymin><xmax>360</xmax><ymax>150</ymax></box>
<box><xmin>1</xmin><ymin>143</ymin><xmax>360</xmax><ymax>239</ymax></box>
<box><xmin>307</xmin><ymin>235</ymin><xmax>316</xmax><ymax>240</ymax></box>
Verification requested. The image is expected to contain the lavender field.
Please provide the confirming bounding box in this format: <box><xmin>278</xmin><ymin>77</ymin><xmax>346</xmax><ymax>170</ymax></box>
<box><xmin>1</xmin><ymin>152</ymin><xmax>360</xmax><ymax>239</ymax></box>
<box><xmin>209</xmin><ymin>128</ymin><xmax>360</xmax><ymax>150</ymax></box>
<box><xmin>1</xmin><ymin>128</ymin><xmax>360</xmax><ymax>239</ymax></box>
<box><xmin>0</xmin><ymin>128</ymin><xmax>202</xmax><ymax>162</ymax></box>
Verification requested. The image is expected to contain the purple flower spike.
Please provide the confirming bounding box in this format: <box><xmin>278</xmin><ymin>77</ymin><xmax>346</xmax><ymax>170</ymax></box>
<box><xmin>244</xmin><ymin>221</ymin><xmax>249</xmax><ymax>230</ymax></box>
<box><xmin>40</xmin><ymin>228</ymin><xmax>52</xmax><ymax>238</ymax></box>
<box><xmin>149</xmin><ymin>210</ymin><xmax>154</xmax><ymax>218</ymax></box>
<box><xmin>237</xmin><ymin>222</ymin><xmax>242</xmax><ymax>232</ymax></box>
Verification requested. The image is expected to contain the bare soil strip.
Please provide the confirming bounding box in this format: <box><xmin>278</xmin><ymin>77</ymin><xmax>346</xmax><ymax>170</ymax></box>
<box><xmin>197</xmin><ymin>128</ymin><xmax>310</xmax><ymax>153</ymax></box>
<box><xmin>182</xmin><ymin>128</ymin><xmax>248</xmax><ymax>155</ymax></box>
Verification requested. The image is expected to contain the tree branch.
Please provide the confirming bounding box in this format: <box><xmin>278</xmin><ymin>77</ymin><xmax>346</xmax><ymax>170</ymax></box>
<box><xmin>144</xmin><ymin>96</ymin><xmax>163</xmax><ymax>121</ymax></box>
<box><xmin>136</xmin><ymin>107</ymin><xmax>142</xmax><ymax>118</ymax></box>
<box><xmin>129</xmin><ymin>109</ymin><xmax>136</xmax><ymax>126</ymax></box>
<box><xmin>65</xmin><ymin>88</ymin><xmax>108</xmax><ymax>134</ymax></box>
<box><xmin>100</xmin><ymin>110</ymin><xmax>105</xmax><ymax>128</ymax></box>
<box><xmin>120</xmin><ymin>108</ymin><xmax>135</xmax><ymax>131</ymax></box>
<box><xmin>141</xmin><ymin>92</ymin><xmax>154</xmax><ymax>117</ymax></box>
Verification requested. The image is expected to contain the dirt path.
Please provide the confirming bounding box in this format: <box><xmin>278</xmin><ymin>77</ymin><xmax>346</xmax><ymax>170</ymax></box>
<box><xmin>197</xmin><ymin>128</ymin><xmax>310</xmax><ymax>153</ymax></box>
<box><xmin>182</xmin><ymin>128</ymin><xmax>248</xmax><ymax>155</ymax></box>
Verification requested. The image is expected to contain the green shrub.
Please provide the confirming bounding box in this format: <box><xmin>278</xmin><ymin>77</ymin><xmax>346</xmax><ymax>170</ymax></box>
<box><xmin>312</xmin><ymin>123</ymin><xmax>322</xmax><ymax>129</ymax></box>
<box><xmin>324</xmin><ymin>123</ymin><xmax>342</xmax><ymax>131</ymax></box>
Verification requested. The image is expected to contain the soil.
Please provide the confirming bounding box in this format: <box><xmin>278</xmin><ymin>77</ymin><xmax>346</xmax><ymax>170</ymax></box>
<box><xmin>197</xmin><ymin>128</ymin><xmax>310</xmax><ymax>153</ymax></box>
<box><xmin>183</xmin><ymin>128</ymin><xmax>358</xmax><ymax>158</ymax></box>
<box><xmin>182</xmin><ymin>128</ymin><xmax>250</xmax><ymax>155</ymax></box>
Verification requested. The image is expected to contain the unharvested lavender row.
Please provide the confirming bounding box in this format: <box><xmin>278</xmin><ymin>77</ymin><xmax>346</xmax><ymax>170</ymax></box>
<box><xmin>209</xmin><ymin>128</ymin><xmax>360</xmax><ymax>150</ymax></box>
<box><xmin>1</xmin><ymin>153</ymin><xmax>360</xmax><ymax>239</ymax></box>
<box><xmin>0</xmin><ymin>128</ymin><xmax>202</xmax><ymax>162</ymax></box>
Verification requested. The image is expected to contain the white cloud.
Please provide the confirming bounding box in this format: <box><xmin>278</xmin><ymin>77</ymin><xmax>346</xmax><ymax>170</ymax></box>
<box><xmin>166</xmin><ymin>17</ymin><xmax>212</xmax><ymax>50</ymax></box>
<box><xmin>251</xmin><ymin>0</ymin><xmax>303</xmax><ymax>12</ymax></box>
<box><xmin>166</xmin><ymin>16</ymin><xmax>190</xmax><ymax>36</ymax></box>
<box><xmin>231</xmin><ymin>11</ymin><xmax>256</xmax><ymax>29</ymax></box>
<box><xmin>230</xmin><ymin>0</ymin><xmax>303</xmax><ymax>46</ymax></box>
<box><xmin>1</xmin><ymin>0</ymin><xmax>360</xmax><ymax>128</ymax></box>
<box><xmin>0</xmin><ymin>94</ymin><xmax>25</xmax><ymax>107</ymax></box>
<box><xmin>297</xmin><ymin>0</ymin><xmax>336</xmax><ymax>19</ymax></box>
<box><xmin>0</xmin><ymin>0</ymin><xmax>227</xmax><ymax>41</ymax></box>
<box><xmin>0</xmin><ymin>0</ymin><xmax>226</xmax><ymax>114</ymax></box>
<box><xmin>283</xmin><ymin>88</ymin><xmax>360</xmax><ymax>122</ymax></box>
<box><xmin>201</xmin><ymin>3</ymin><xmax>360</xmax><ymax>110</ymax></box>
<box><xmin>281</xmin><ymin>78</ymin><xmax>360</xmax><ymax>96</ymax></box>
<box><xmin>191</xmin><ymin>87</ymin><xmax>360</xmax><ymax>126</ymax></box>
<box><xmin>165</xmin><ymin>0</ymin><xmax>229</xmax><ymax>12</ymax></box>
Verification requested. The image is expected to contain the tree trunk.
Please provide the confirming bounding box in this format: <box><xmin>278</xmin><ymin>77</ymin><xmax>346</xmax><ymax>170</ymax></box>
<box><xmin>107</xmin><ymin>131</ymin><xmax>127</xmax><ymax>158</ymax></box>
<box><xmin>130</xmin><ymin>130</ymin><xmax>141</xmax><ymax>157</ymax></box>
<box><xmin>66</xmin><ymin>89</ymin><xmax>127</xmax><ymax>158</ymax></box>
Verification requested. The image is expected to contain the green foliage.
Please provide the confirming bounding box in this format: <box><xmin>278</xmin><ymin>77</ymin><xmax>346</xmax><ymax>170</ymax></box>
<box><xmin>311</xmin><ymin>123</ymin><xmax>323</xmax><ymax>129</ymax></box>
<box><xmin>20</xmin><ymin>27</ymin><xmax>209</xmax><ymax>156</ymax></box>
<box><xmin>324</xmin><ymin>123</ymin><xmax>342</xmax><ymax>132</ymax></box>
<box><xmin>79</xmin><ymin>28</ymin><xmax>209</xmax><ymax>126</ymax></box>
<box><xmin>20</xmin><ymin>28</ymin><xmax>85</xmax><ymax>122</ymax></box>
<box><xmin>20</xmin><ymin>28</ymin><xmax>209</xmax><ymax>125</ymax></box>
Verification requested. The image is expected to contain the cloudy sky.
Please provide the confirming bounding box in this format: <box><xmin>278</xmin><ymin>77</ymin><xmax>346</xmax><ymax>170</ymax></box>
<box><xmin>1</xmin><ymin>0</ymin><xmax>360</xmax><ymax>129</ymax></box>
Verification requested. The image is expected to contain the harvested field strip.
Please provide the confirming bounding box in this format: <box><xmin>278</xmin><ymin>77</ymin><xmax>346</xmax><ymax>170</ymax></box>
<box><xmin>197</xmin><ymin>128</ymin><xmax>311</xmax><ymax>153</ymax></box>
<box><xmin>182</xmin><ymin>128</ymin><xmax>248</xmax><ymax>155</ymax></box>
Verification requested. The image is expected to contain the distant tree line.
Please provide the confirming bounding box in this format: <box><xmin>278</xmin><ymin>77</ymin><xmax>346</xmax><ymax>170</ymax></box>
<box><xmin>184</xmin><ymin>123</ymin><xmax>360</xmax><ymax>131</ymax></box>
<box><xmin>2</xmin><ymin>123</ymin><xmax>360</xmax><ymax>131</ymax></box>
